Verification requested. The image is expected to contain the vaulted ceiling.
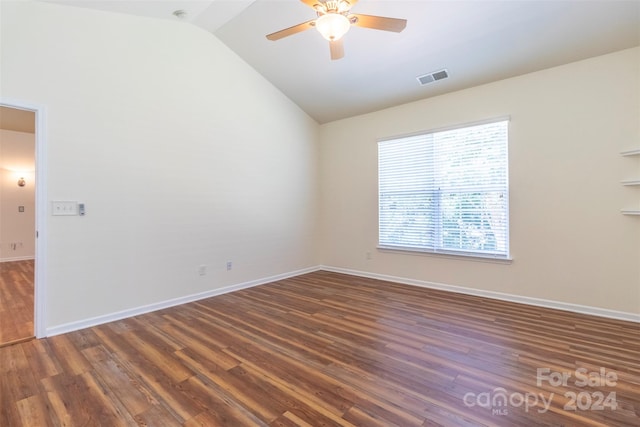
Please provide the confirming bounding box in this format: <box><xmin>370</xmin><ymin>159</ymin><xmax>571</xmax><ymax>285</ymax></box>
<box><xmin>37</xmin><ymin>0</ymin><xmax>640</xmax><ymax>123</ymax></box>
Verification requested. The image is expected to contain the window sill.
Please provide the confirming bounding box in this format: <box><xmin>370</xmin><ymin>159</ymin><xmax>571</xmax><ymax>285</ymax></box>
<box><xmin>377</xmin><ymin>245</ymin><xmax>513</xmax><ymax>264</ymax></box>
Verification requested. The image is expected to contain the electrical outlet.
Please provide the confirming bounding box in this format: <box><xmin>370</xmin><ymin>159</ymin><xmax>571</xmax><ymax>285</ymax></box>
<box><xmin>198</xmin><ymin>265</ymin><xmax>207</xmax><ymax>276</ymax></box>
<box><xmin>226</xmin><ymin>261</ymin><xmax>233</xmax><ymax>271</ymax></box>
<box><xmin>366</xmin><ymin>251</ymin><xmax>372</xmax><ymax>260</ymax></box>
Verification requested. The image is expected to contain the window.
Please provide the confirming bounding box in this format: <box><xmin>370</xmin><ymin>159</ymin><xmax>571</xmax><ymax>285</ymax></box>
<box><xmin>378</xmin><ymin>119</ymin><xmax>509</xmax><ymax>259</ymax></box>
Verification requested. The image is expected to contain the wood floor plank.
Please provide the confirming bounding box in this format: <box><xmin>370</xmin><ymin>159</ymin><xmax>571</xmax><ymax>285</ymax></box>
<box><xmin>15</xmin><ymin>394</ymin><xmax>54</xmax><ymax>427</ymax></box>
<box><xmin>81</xmin><ymin>345</ymin><xmax>155</xmax><ymax>417</ymax></box>
<box><xmin>91</xmin><ymin>325</ymin><xmax>204</xmax><ymax>423</ymax></box>
<box><xmin>180</xmin><ymin>375</ymin><xmax>269</xmax><ymax>426</ymax></box>
<box><xmin>272</xmin><ymin>410</ymin><xmax>316</xmax><ymax>427</ymax></box>
<box><xmin>45</xmin><ymin>334</ymin><xmax>93</xmax><ymax>376</ymax></box>
<box><xmin>1</xmin><ymin>270</ymin><xmax>639</xmax><ymax>426</ymax></box>
<box><xmin>174</xmin><ymin>348</ymin><xmax>282</xmax><ymax>422</ymax></box>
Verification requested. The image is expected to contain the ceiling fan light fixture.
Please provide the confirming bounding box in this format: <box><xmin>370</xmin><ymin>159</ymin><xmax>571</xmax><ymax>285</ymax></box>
<box><xmin>315</xmin><ymin>13</ymin><xmax>350</xmax><ymax>41</ymax></box>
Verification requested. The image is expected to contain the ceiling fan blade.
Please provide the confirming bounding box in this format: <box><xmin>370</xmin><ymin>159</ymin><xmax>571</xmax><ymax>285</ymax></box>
<box><xmin>350</xmin><ymin>14</ymin><xmax>407</xmax><ymax>32</ymax></box>
<box><xmin>266</xmin><ymin>19</ymin><xmax>316</xmax><ymax>41</ymax></box>
<box><xmin>329</xmin><ymin>39</ymin><xmax>344</xmax><ymax>60</ymax></box>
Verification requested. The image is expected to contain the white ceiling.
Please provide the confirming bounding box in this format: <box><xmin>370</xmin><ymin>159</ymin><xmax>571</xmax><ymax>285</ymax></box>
<box><xmin>41</xmin><ymin>1</ymin><xmax>640</xmax><ymax>123</ymax></box>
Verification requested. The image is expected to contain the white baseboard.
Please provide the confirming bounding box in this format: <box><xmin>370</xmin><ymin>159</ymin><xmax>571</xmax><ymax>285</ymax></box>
<box><xmin>45</xmin><ymin>264</ymin><xmax>639</xmax><ymax>337</ymax></box>
<box><xmin>1</xmin><ymin>256</ymin><xmax>35</xmax><ymax>263</ymax></box>
<box><xmin>46</xmin><ymin>266</ymin><xmax>321</xmax><ymax>337</ymax></box>
<box><xmin>319</xmin><ymin>265</ymin><xmax>640</xmax><ymax>323</ymax></box>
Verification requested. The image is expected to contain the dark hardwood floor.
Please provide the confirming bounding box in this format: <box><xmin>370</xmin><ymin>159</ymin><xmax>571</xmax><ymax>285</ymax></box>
<box><xmin>0</xmin><ymin>260</ymin><xmax>34</xmax><ymax>346</ymax></box>
<box><xmin>1</xmin><ymin>270</ymin><xmax>638</xmax><ymax>426</ymax></box>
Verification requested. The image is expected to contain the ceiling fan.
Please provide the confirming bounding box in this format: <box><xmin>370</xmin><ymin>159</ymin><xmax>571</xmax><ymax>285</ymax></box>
<box><xmin>266</xmin><ymin>0</ymin><xmax>407</xmax><ymax>60</ymax></box>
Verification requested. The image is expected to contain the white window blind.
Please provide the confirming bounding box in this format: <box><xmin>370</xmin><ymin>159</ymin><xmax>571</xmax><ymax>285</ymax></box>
<box><xmin>378</xmin><ymin>119</ymin><xmax>509</xmax><ymax>259</ymax></box>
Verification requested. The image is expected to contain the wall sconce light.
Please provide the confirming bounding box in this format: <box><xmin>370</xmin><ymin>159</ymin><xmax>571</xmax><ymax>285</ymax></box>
<box><xmin>17</xmin><ymin>177</ymin><xmax>26</xmax><ymax>187</ymax></box>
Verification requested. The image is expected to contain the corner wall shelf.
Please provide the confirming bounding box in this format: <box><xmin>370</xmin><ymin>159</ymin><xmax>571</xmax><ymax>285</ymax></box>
<box><xmin>620</xmin><ymin>147</ymin><xmax>640</xmax><ymax>216</ymax></box>
<box><xmin>621</xmin><ymin>148</ymin><xmax>640</xmax><ymax>157</ymax></box>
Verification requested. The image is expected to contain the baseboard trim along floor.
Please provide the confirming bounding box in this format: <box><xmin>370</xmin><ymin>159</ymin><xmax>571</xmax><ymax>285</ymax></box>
<box><xmin>46</xmin><ymin>266</ymin><xmax>319</xmax><ymax>337</ymax></box>
<box><xmin>320</xmin><ymin>265</ymin><xmax>640</xmax><ymax>324</ymax></box>
<box><xmin>46</xmin><ymin>264</ymin><xmax>639</xmax><ymax>337</ymax></box>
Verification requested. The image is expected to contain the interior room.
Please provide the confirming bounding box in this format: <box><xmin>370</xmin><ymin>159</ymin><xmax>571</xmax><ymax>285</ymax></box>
<box><xmin>1</xmin><ymin>0</ymin><xmax>638</xmax><ymax>425</ymax></box>
<box><xmin>0</xmin><ymin>106</ymin><xmax>36</xmax><ymax>346</ymax></box>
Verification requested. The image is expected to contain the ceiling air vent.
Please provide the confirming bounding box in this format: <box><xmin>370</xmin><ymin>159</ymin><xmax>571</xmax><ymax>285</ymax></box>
<box><xmin>417</xmin><ymin>69</ymin><xmax>449</xmax><ymax>86</ymax></box>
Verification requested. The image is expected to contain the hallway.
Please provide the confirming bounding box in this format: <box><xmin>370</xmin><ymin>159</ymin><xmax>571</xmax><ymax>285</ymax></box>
<box><xmin>0</xmin><ymin>260</ymin><xmax>34</xmax><ymax>346</ymax></box>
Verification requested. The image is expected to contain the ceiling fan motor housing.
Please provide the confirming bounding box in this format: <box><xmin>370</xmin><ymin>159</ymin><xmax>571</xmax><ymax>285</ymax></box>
<box><xmin>316</xmin><ymin>1</ymin><xmax>351</xmax><ymax>15</ymax></box>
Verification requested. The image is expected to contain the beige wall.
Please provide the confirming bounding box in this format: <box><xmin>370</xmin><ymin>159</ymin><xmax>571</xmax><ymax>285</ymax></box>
<box><xmin>319</xmin><ymin>47</ymin><xmax>640</xmax><ymax>315</ymax></box>
<box><xmin>1</xmin><ymin>1</ymin><xmax>320</xmax><ymax>330</ymax></box>
<box><xmin>0</xmin><ymin>129</ymin><xmax>36</xmax><ymax>261</ymax></box>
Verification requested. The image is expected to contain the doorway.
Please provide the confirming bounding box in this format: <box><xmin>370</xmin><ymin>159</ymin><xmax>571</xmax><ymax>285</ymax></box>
<box><xmin>0</xmin><ymin>102</ymin><xmax>44</xmax><ymax>345</ymax></box>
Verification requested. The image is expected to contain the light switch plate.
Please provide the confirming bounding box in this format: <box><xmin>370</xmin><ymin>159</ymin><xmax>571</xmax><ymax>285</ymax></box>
<box><xmin>52</xmin><ymin>201</ymin><xmax>78</xmax><ymax>216</ymax></box>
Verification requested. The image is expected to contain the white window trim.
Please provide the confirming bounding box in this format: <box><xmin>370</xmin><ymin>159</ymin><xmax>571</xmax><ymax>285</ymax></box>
<box><xmin>377</xmin><ymin>245</ymin><xmax>513</xmax><ymax>263</ymax></box>
<box><xmin>378</xmin><ymin>116</ymin><xmax>511</xmax><ymax>143</ymax></box>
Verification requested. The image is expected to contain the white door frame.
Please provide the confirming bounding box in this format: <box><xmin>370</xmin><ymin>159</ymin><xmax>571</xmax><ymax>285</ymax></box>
<box><xmin>1</xmin><ymin>98</ymin><xmax>47</xmax><ymax>338</ymax></box>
